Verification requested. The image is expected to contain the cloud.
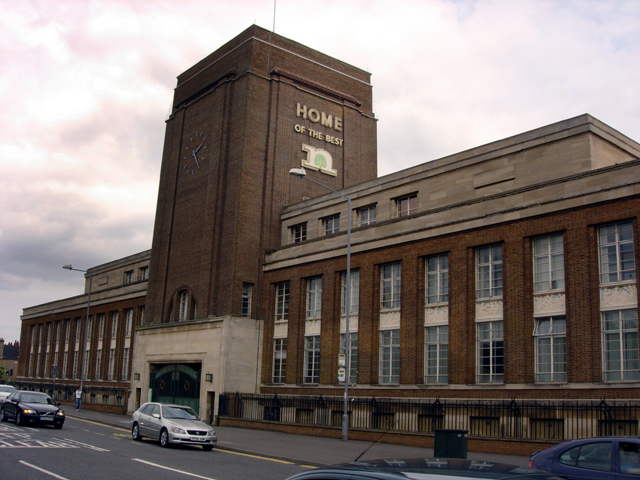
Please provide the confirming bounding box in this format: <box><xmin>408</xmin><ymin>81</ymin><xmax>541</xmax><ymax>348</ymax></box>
<box><xmin>1</xmin><ymin>0</ymin><xmax>639</xmax><ymax>343</ymax></box>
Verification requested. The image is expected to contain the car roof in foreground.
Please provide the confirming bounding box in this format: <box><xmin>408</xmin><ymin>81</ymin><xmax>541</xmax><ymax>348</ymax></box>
<box><xmin>287</xmin><ymin>458</ymin><xmax>562</xmax><ymax>480</ymax></box>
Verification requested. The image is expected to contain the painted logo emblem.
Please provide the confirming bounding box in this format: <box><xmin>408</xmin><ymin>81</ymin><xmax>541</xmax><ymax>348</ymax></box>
<box><xmin>301</xmin><ymin>144</ymin><xmax>337</xmax><ymax>177</ymax></box>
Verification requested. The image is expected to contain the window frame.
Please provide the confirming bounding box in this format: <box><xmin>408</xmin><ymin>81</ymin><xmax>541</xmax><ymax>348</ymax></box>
<box><xmin>304</xmin><ymin>336</ymin><xmax>320</xmax><ymax>384</ymax></box>
<box><xmin>533</xmin><ymin>316</ymin><xmax>567</xmax><ymax>383</ymax></box>
<box><xmin>533</xmin><ymin>234</ymin><xmax>565</xmax><ymax>292</ymax></box>
<box><xmin>602</xmin><ymin>308</ymin><xmax>639</xmax><ymax>382</ymax></box>
<box><xmin>476</xmin><ymin>320</ymin><xmax>504</xmax><ymax>384</ymax></box>
<box><xmin>381</xmin><ymin>263</ymin><xmax>401</xmax><ymax>311</ymax></box>
<box><xmin>476</xmin><ymin>245</ymin><xmax>503</xmax><ymax>299</ymax></box>
<box><xmin>324</xmin><ymin>214</ymin><xmax>340</xmax><ymax>235</ymax></box>
<box><xmin>275</xmin><ymin>282</ymin><xmax>290</xmax><ymax>322</ymax></box>
<box><xmin>425</xmin><ymin>325</ymin><xmax>448</xmax><ymax>384</ymax></box>
<box><xmin>306</xmin><ymin>277</ymin><xmax>322</xmax><ymax>319</ymax></box>
<box><xmin>379</xmin><ymin>329</ymin><xmax>400</xmax><ymax>384</ymax></box>
<box><xmin>396</xmin><ymin>194</ymin><xmax>417</xmax><ymax>218</ymax></box>
<box><xmin>272</xmin><ymin>338</ymin><xmax>287</xmax><ymax>384</ymax></box>
<box><xmin>359</xmin><ymin>205</ymin><xmax>377</xmax><ymax>226</ymax></box>
<box><xmin>291</xmin><ymin>223</ymin><xmax>307</xmax><ymax>243</ymax></box>
<box><xmin>598</xmin><ymin>221</ymin><xmax>636</xmax><ymax>284</ymax></box>
<box><xmin>241</xmin><ymin>283</ymin><xmax>252</xmax><ymax>317</ymax></box>
<box><xmin>426</xmin><ymin>254</ymin><xmax>449</xmax><ymax>304</ymax></box>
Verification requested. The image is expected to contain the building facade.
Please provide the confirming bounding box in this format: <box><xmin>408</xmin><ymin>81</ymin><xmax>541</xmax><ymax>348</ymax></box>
<box><xmin>260</xmin><ymin>115</ymin><xmax>640</xmax><ymax>402</ymax></box>
<box><xmin>17</xmin><ymin>251</ymin><xmax>149</xmax><ymax>412</ymax></box>
<box><xmin>15</xmin><ymin>26</ymin><xmax>640</xmax><ymax>432</ymax></box>
<box><xmin>129</xmin><ymin>24</ymin><xmax>377</xmax><ymax>417</ymax></box>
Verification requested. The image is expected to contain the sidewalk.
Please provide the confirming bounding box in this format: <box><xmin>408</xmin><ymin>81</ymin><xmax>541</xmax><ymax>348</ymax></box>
<box><xmin>65</xmin><ymin>408</ymin><xmax>530</xmax><ymax>467</ymax></box>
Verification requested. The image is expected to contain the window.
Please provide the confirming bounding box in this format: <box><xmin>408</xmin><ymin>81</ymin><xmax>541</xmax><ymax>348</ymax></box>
<box><xmin>108</xmin><ymin>349</ymin><xmax>115</xmax><ymax>380</ymax></box>
<box><xmin>559</xmin><ymin>442</ymin><xmax>612</xmax><ymax>472</ymax></box>
<box><xmin>291</xmin><ymin>223</ymin><xmax>307</xmax><ymax>243</ymax></box>
<box><xmin>138</xmin><ymin>266</ymin><xmax>149</xmax><ymax>281</ymax></box>
<box><xmin>123</xmin><ymin>270</ymin><xmax>133</xmax><ymax>283</ymax></box>
<box><xmin>533</xmin><ymin>234</ymin><xmax>565</xmax><ymax>292</ymax></box>
<box><xmin>476</xmin><ymin>245</ymin><xmax>503</xmax><ymax>298</ymax></box>
<box><xmin>476</xmin><ymin>321</ymin><xmax>504</xmax><ymax>384</ymax></box>
<box><xmin>381</xmin><ymin>263</ymin><xmax>401</xmax><ymax>310</ymax></box>
<box><xmin>359</xmin><ymin>205</ymin><xmax>376</xmax><ymax>226</ymax></box>
<box><xmin>396</xmin><ymin>194</ymin><xmax>417</xmax><ymax>217</ymax></box>
<box><xmin>62</xmin><ymin>351</ymin><xmax>68</xmax><ymax>378</ymax></box>
<box><xmin>111</xmin><ymin>312</ymin><xmax>118</xmax><ymax>339</ymax></box>
<box><xmin>602</xmin><ymin>309</ymin><xmax>639</xmax><ymax>381</ymax></box>
<box><xmin>95</xmin><ymin>349</ymin><xmax>102</xmax><ymax>379</ymax></box>
<box><xmin>98</xmin><ymin>314</ymin><xmax>105</xmax><ymax>340</ymax></box>
<box><xmin>599</xmin><ymin>222</ymin><xmax>635</xmax><ymax>284</ymax></box>
<box><xmin>324</xmin><ymin>214</ymin><xmax>340</xmax><ymax>235</ymax></box>
<box><xmin>65</xmin><ymin>319</ymin><xmax>70</xmax><ymax>342</ymax></box>
<box><xmin>73</xmin><ymin>351</ymin><xmax>79</xmax><ymax>379</ymax></box>
<box><xmin>340</xmin><ymin>333</ymin><xmax>358</xmax><ymax>383</ymax></box>
<box><xmin>75</xmin><ymin>318</ymin><xmax>81</xmax><ymax>342</ymax></box>
<box><xmin>179</xmin><ymin>290</ymin><xmax>189</xmax><ymax>321</ymax></box>
<box><xmin>124</xmin><ymin>309</ymin><xmax>133</xmax><ymax>337</ymax></box>
<box><xmin>86</xmin><ymin>316</ymin><xmax>92</xmax><ymax>339</ymax></box>
<box><xmin>425</xmin><ymin>325</ymin><xmax>448</xmax><ymax>384</ymax></box>
<box><xmin>341</xmin><ymin>270</ymin><xmax>359</xmax><ymax>315</ymax></box>
<box><xmin>304</xmin><ymin>336</ymin><xmax>320</xmax><ymax>383</ymax></box>
<box><xmin>534</xmin><ymin>317</ymin><xmax>567</xmax><ymax>383</ymax></box>
<box><xmin>379</xmin><ymin>329</ymin><xmax>400</xmax><ymax>384</ymax></box>
<box><xmin>272</xmin><ymin>339</ymin><xmax>287</xmax><ymax>384</ymax></box>
<box><xmin>122</xmin><ymin>348</ymin><xmax>130</xmax><ymax>381</ymax></box>
<box><xmin>241</xmin><ymin>283</ymin><xmax>252</xmax><ymax>317</ymax></box>
<box><xmin>275</xmin><ymin>282</ymin><xmax>290</xmax><ymax>321</ymax></box>
<box><xmin>306</xmin><ymin>277</ymin><xmax>322</xmax><ymax>319</ymax></box>
<box><xmin>426</xmin><ymin>254</ymin><xmax>449</xmax><ymax>304</ymax></box>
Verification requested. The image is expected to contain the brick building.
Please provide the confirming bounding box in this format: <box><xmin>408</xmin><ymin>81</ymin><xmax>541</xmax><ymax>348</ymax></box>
<box><xmin>15</xmin><ymin>26</ymin><xmax>640</xmax><ymax>429</ymax></box>
<box><xmin>17</xmin><ymin>251</ymin><xmax>149</xmax><ymax>412</ymax></box>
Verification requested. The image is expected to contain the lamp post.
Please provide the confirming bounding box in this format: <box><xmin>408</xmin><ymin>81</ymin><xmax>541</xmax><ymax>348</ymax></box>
<box><xmin>289</xmin><ymin>167</ymin><xmax>352</xmax><ymax>441</ymax></box>
<box><xmin>62</xmin><ymin>265</ymin><xmax>92</xmax><ymax>397</ymax></box>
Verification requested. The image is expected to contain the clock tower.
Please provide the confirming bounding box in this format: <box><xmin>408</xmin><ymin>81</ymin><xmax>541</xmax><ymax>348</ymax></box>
<box><xmin>131</xmin><ymin>25</ymin><xmax>377</xmax><ymax>414</ymax></box>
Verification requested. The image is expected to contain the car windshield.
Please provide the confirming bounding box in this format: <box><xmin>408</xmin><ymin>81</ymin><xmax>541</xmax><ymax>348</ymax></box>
<box><xmin>162</xmin><ymin>406</ymin><xmax>198</xmax><ymax>420</ymax></box>
<box><xmin>0</xmin><ymin>386</ymin><xmax>15</xmax><ymax>393</ymax></box>
<box><xmin>21</xmin><ymin>393</ymin><xmax>53</xmax><ymax>404</ymax></box>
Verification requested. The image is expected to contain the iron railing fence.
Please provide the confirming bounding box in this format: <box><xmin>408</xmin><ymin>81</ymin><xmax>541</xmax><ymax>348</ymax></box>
<box><xmin>14</xmin><ymin>380</ymin><xmax>129</xmax><ymax>406</ymax></box>
<box><xmin>219</xmin><ymin>393</ymin><xmax>640</xmax><ymax>442</ymax></box>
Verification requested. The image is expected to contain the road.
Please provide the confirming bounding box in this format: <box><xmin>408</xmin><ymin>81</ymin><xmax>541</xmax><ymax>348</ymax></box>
<box><xmin>0</xmin><ymin>416</ymin><xmax>313</xmax><ymax>480</ymax></box>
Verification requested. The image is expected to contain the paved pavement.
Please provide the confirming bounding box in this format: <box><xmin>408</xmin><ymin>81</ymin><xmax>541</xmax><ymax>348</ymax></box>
<box><xmin>65</xmin><ymin>407</ymin><xmax>531</xmax><ymax>467</ymax></box>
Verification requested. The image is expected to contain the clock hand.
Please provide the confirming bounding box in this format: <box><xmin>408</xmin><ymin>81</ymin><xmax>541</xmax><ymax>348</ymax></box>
<box><xmin>192</xmin><ymin>150</ymin><xmax>200</xmax><ymax>169</ymax></box>
<box><xmin>193</xmin><ymin>139</ymin><xmax>206</xmax><ymax>155</ymax></box>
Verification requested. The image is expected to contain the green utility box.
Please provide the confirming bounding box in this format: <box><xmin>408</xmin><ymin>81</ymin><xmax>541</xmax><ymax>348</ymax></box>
<box><xmin>434</xmin><ymin>429</ymin><xmax>468</xmax><ymax>459</ymax></box>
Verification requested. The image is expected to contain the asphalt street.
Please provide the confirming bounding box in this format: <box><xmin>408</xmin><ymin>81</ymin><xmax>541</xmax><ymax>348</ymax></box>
<box><xmin>64</xmin><ymin>406</ymin><xmax>531</xmax><ymax>467</ymax></box>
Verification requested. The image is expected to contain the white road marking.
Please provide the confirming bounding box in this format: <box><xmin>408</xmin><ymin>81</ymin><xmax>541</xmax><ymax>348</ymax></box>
<box><xmin>132</xmin><ymin>458</ymin><xmax>218</xmax><ymax>479</ymax></box>
<box><xmin>60</xmin><ymin>438</ymin><xmax>110</xmax><ymax>451</ymax></box>
<box><xmin>19</xmin><ymin>461</ymin><xmax>71</xmax><ymax>480</ymax></box>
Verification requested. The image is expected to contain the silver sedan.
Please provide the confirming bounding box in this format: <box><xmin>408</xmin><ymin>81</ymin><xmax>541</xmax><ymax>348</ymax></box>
<box><xmin>130</xmin><ymin>402</ymin><xmax>217</xmax><ymax>451</ymax></box>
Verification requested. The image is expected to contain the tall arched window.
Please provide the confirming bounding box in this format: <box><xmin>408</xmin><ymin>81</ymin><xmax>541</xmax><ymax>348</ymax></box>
<box><xmin>179</xmin><ymin>290</ymin><xmax>189</xmax><ymax>322</ymax></box>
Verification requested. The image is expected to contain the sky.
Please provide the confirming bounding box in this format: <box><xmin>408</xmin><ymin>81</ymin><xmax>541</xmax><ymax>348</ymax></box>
<box><xmin>1</xmin><ymin>0</ymin><xmax>639</xmax><ymax>344</ymax></box>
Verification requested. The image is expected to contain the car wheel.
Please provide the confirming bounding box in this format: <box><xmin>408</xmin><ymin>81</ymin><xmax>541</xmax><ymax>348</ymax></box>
<box><xmin>132</xmin><ymin>423</ymin><xmax>142</xmax><ymax>441</ymax></box>
<box><xmin>203</xmin><ymin>445</ymin><xmax>214</xmax><ymax>451</ymax></box>
<box><xmin>0</xmin><ymin>407</ymin><xmax>6</xmax><ymax>422</ymax></box>
<box><xmin>159</xmin><ymin>428</ymin><xmax>170</xmax><ymax>448</ymax></box>
<box><xmin>16</xmin><ymin>412</ymin><xmax>22</xmax><ymax>426</ymax></box>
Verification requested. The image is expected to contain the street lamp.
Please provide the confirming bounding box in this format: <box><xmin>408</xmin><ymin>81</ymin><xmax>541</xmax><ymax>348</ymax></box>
<box><xmin>289</xmin><ymin>167</ymin><xmax>352</xmax><ymax>441</ymax></box>
<box><xmin>63</xmin><ymin>264</ymin><xmax>92</xmax><ymax>397</ymax></box>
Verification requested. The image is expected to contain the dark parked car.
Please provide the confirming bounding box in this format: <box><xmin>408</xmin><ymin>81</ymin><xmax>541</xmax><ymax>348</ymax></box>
<box><xmin>286</xmin><ymin>458</ymin><xmax>562</xmax><ymax>480</ymax></box>
<box><xmin>0</xmin><ymin>390</ymin><xmax>65</xmax><ymax>429</ymax></box>
<box><xmin>530</xmin><ymin>436</ymin><xmax>640</xmax><ymax>480</ymax></box>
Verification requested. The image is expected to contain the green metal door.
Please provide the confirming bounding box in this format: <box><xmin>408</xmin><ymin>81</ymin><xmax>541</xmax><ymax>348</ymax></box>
<box><xmin>150</xmin><ymin>363</ymin><xmax>201</xmax><ymax>412</ymax></box>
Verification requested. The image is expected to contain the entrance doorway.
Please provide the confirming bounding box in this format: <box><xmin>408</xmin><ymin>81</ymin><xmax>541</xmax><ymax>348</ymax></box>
<box><xmin>150</xmin><ymin>363</ymin><xmax>201</xmax><ymax>412</ymax></box>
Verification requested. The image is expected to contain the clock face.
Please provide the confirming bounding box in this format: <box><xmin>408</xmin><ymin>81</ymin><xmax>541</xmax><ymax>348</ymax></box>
<box><xmin>182</xmin><ymin>131</ymin><xmax>207</xmax><ymax>175</ymax></box>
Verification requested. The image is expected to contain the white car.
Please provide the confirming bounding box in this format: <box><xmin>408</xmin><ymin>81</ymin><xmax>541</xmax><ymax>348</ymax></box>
<box><xmin>130</xmin><ymin>402</ymin><xmax>217</xmax><ymax>451</ymax></box>
<box><xmin>0</xmin><ymin>385</ymin><xmax>15</xmax><ymax>404</ymax></box>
